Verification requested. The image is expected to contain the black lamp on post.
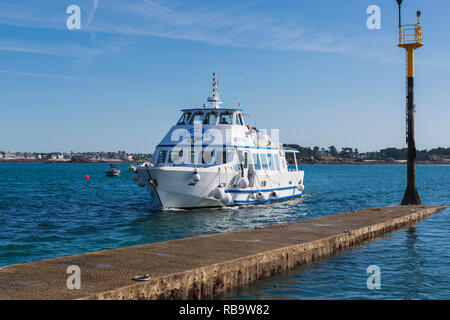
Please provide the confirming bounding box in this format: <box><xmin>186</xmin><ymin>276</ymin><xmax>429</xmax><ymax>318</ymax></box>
<box><xmin>397</xmin><ymin>0</ymin><xmax>403</xmax><ymax>27</ymax></box>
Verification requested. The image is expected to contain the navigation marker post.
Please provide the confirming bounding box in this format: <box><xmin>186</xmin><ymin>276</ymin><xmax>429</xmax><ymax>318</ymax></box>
<box><xmin>396</xmin><ymin>0</ymin><xmax>423</xmax><ymax>205</ymax></box>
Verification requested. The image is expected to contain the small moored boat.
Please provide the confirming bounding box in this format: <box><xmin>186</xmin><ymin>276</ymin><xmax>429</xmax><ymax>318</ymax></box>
<box><xmin>106</xmin><ymin>164</ymin><xmax>120</xmax><ymax>177</ymax></box>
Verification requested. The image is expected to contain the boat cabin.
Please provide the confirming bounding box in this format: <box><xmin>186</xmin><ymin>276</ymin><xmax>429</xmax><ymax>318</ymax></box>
<box><xmin>153</xmin><ymin>143</ymin><xmax>300</xmax><ymax>173</ymax></box>
<box><xmin>151</xmin><ymin>72</ymin><xmax>300</xmax><ymax>173</ymax></box>
<box><xmin>176</xmin><ymin>108</ymin><xmax>245</xmax><ymax>127</ymax></box>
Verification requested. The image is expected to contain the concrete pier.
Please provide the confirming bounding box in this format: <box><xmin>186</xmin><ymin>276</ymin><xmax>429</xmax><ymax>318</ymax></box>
<box><xmin>0</xmin><ymin>205</ymin><xmax>447</xmax><ymax>300</ymax></box>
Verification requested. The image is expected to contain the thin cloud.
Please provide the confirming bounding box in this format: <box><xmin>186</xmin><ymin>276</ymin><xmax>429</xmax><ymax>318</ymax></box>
<box><xmin>143</xmin><ymin>0</ymin><xmax>183</xmax><ymax>18</ymax></box>
<box><xmin>0</xmin><ymin>38</ymin><xmax>102</xmax><ymax>58</ymax></box>
<box><xmin>0</xmin><ymin>69</ymin><xmax>83</xmax><ymax>79</ymax></box>
<box><xmin>91</xmin><ymin>1</ymin><xmax>350</xmax><ymax>53</ymax></box>
<box><xmin>0</xmin><ymin>69</ymin><xmax>125</xmax><ymax>83</ymax></box>
<box><xmin>0</xmin><ymin>37</ymin><xmax>130</xmax><ymax>69</ymax></box>
<box><xmin>0</xmin><ymin>0</ymin><xmax>349</xmax><ymax>54</ymax></box>
<box><xmin>87</xmin><ymin>0</ymin><xmax>99</xmax><ymax>28</ymax></box>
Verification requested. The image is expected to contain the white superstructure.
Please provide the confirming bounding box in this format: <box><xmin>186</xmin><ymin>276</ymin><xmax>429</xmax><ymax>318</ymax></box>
<box><xmin>133</xmin><ymin>74</ymin><xmax>305</xmax><ymax>209</ymax></box>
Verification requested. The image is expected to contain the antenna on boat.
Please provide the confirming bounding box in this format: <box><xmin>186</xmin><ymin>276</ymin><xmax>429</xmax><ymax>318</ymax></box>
<box><xmin>191</xmin><ymin>73</ymin><xmax>194</xmax><ymax>108</ymax></box>
<box><xmin>220</xmin><ymin>64</ymin><xmax>223</xmax><ymax>96</ymax></box>
<box><xmin>238</xmin><ymin>72</ymin><xmax>242</xmax><ymax>107</ymax></box>
<box><xmin>207</xmin><ymin>73</ymin><xmax>222</xmax><ymax>109</ymax></box>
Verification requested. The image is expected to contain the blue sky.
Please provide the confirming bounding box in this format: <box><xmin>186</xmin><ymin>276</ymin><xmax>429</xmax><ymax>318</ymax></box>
<box><xmin>0</xmin><ymin>0</ymin><xmax>449</xmax><ymax>153</ymax></box>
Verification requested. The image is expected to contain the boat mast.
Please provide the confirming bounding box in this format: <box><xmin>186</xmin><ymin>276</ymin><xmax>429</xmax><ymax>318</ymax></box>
<box><xmin>238</xmin><ymin>72</ymin><xmax>242</xmax><ymax>108</ymax></box>
<box><xmin>207</xmin><ymin>73</ymin><xmax>223</xmax><ymax>108</ymax></box>
<box><xmin>191</xmin><ymin>73</ymin><xmax>194</xmax><ymax>108</ymax></box>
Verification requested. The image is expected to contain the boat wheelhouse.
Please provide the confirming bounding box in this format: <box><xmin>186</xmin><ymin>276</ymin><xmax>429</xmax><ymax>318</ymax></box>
<box><xmin>133</xmin><ymin>74</ymin><xmax>304</xmax><ymax>209</ymax></box>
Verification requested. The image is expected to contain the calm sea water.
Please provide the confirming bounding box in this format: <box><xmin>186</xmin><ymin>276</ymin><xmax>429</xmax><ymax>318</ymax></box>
<box><xmin>0</xmin><ymin>163</ymin><xmax>449</xmax><ymax>299</ymax></box>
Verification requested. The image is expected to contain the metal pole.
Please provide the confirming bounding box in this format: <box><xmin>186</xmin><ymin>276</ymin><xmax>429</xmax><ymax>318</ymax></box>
<box><xmin>397</xmin><ymin>0</ymin><xmax>403</xmax><ymax>27</ymax></box>
<box><xmin>401</xmin><ymin>49</ymin><xmax>421</xmax><ymax>205</ymax></box>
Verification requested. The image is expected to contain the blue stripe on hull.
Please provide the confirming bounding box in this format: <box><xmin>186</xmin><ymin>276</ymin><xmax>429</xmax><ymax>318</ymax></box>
<box><xmin>234</xmin><ymin>193</ymin><xmax>302</xmax><ymax>204</ymax></box>
<box><xmin>227</xmin><ymin>186</ymin><xmax>297</xmax><ymax>193</ymax></box>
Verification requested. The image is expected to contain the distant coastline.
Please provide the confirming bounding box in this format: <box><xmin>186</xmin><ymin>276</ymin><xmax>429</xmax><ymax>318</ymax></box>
<box><xmin>1</xmin><ymin>159</ymin><xmax>449</xmax><ymax>165</ymax></box>
<box><xmin>0</xmin><ymin>159</ymin><xmax>136</xmax><ymax>164</ymax></box>
<box><xmin>1</xmin><ymin>146</ymin><xmax>450</xmax><ymax>165</ymax></box>
<box><xmin>284</xmin><ymin>144</ymin><xmax>450</xmax><ymax>166</ymax></box>
<box><xmin>296</xmin><ymin>160</ymin><xmax>450</xmax><ymax>165</ymax></box>
<box><xmin>0</xmin><ymin>151</ymin><xmax>151</xmax><ymax>163</ymax></box>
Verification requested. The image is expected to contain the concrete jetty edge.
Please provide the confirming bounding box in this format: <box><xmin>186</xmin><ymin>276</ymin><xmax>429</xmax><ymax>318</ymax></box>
<box><xmin>0</xmin><ymin>205</ymin><xmax>447</xmax><ymax>300</ymax></box>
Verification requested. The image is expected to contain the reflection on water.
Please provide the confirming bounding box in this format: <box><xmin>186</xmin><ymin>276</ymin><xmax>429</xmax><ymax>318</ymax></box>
<box><xmin>219</xmin><ymin>209</ymin><xmax>450</xmax><ymax>300</ymax></box>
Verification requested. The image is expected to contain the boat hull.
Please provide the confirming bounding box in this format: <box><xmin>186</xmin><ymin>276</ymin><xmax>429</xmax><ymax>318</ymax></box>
<box><xmin>106</xmin><ymin>169</ymin><xmax>120</xmax><ymax>177</ymax></box>
<box><xmin>135</xmin><ymin>166</ymin><xmax>304</xmax><ymax>210</ymax></box>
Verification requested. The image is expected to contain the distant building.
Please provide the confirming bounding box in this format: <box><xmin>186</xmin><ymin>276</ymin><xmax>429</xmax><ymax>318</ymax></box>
<box><xmin>4</xmin><ymin>152</ymin><xmax>18</xmax><ymax>160</ymax></box>
<box><xmin>50</xmin><ymin>154</ymin><xmax>65</xmax><ymax>160</ymax></box>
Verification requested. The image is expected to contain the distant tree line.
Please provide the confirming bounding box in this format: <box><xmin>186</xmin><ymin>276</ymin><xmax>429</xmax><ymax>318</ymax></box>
<box><xmin>284</xmin><ymin>145</ymin><xmax>450</xmax><ymax>162</ymax></box>
<box><xmin>364</xmin><ymin>147</ymin><xmax>450</xmax><ymax>161</ymax></box>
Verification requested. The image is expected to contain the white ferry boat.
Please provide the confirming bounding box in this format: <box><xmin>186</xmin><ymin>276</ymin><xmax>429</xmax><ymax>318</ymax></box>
<box><xmin>133</xmin><ymin>74</ymin><xmax>304</xmax><ymax>209</ymax></box>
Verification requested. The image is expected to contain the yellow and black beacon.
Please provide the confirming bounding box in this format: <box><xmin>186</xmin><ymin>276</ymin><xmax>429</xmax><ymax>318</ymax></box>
<box><xmin>396</xmin><ymin>0</ymin><xmax>423</xmax><ymax>205</ymax></box>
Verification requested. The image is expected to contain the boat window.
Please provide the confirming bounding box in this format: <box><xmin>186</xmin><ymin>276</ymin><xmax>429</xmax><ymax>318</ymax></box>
<box><xmin>202</xmin><ymin>150</ymin><xmax>214</xmax><ymax>164</ymax></box>
<box><xmin>236</xmin><ymin>113</ymin><xmax>244</xmax><ymax>126</ymax></box>
<box><xmin>280</xmin><ymin>155</ymin><xmax>287</xmax><ymax>169</ymax></box>
<box><xmin>244</xmin><ymin>152</ymin><xmax>248</xmax><ymax>169</ymax></box>
<box><xmin>274</xmin><ymin>154</ymin><xmax>280</xmax><ymax>170</ymax></box>
<box><xmin>189</xmin><ymin>112</ymin><xmax>204</xmax><ymax>124</ymax></box>
<box><xmin>169</xmin><ymin>149</ymin><xmax>183</xmax><ymax>164</ymax></box>
<box><xmin>216</xmin><ymin>150</ymin><xmax>233</xmax><ymax>164</ymax></box>
<box><xmin>237</xmin><ymin>151</ymin><xmax>244</xmax><ymax>167</ymax></box>
<box><xmin>267</xmin><ymin>154</ymin><xmax>276</xmax><ymax>170</ymax></box>
<box><xmin>218</xmin><ymin>151</ymin><xmax>227</xmax><ymax>164</ymax></box>
<box><xmin>260</xmin><ymin>153</ymin><xmax>269</xmax><ymax>170</ymax></box>
<box><xmin>157</xmin><ymin>150</ymin><xmax>167</xmax><ymax>164</ymax></box>
<box><xmin>190</xmin><ymin>150</ymin><xmax>196</xmax><ymax>164</ymax></box>
<box><xmin>219</xmin><ymin>112</ymin><xmax>233</xmax><ymax>125</ymax></box>
<box><xmin>203</xmin><ymin>112</ymin><xmax>218</xmax><ymax>125</ymax></box>
<box><xmin>252</xmin><ymin>153</ymin><xmax>261</xmax><ymax>170</ymax></box>
<box><xmin>177</xmin><ymin>112</ymin><xmax>191</xmax><ymax>125</ymax></box>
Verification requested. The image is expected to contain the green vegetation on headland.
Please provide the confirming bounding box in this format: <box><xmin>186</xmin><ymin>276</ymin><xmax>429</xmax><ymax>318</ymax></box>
<box><xmin>2</xmin><ymin>147</ymin><xmax>450</xmax><ymax>165</ymax></box>
<box><xmin>284</xmin><ymin>145</ymin><xmax>450</xmax><ymax>165</ymax></box>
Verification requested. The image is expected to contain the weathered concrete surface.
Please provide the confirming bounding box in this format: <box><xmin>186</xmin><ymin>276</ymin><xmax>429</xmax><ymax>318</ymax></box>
<box><xmin>0</xmin><ymin>205</ymin><xmax>447</xmax><ymax>300</ymax></box>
